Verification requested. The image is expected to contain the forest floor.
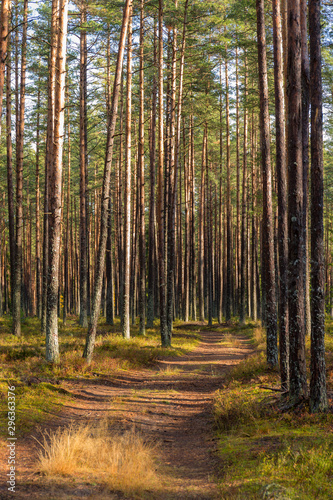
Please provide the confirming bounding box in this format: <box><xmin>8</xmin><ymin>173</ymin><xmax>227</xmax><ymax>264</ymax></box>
<box><xmin>1</xmin><ymin>318</ymin><xmax>333</xmax><ymax>499</ymax></box>
<box><xmin>0</xmin><ymin>321</ymin><xmax>253</xmax><ymax>499</ymax></box>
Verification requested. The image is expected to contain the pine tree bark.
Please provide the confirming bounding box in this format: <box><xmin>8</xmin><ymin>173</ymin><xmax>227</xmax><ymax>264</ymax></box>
<box><xmin>79</xmin><ymin>0</ymin><xmax>88</xmax><ymax>327</ymax></box>
<box><xmin>6</xmin><ymin>22</ymin><xmax>15</xmax><ymax>311</ymax></box>
<box><xmin>251</xmin><ymin>113</ymin><xmax>259</xmax><ymax>321</ymax></box>
<box><xmin>83</xmin><ymin>0</ymin><xmax>131</xmax><ymax>362</ymax></box>
<box><xmin>300</xmin><ymin>0</ymin><xmax>311</xmax><ymax>339</ymax></box>
<box><xmin>240</xmin><ymin>54</ymin><xmax>248</xmax><ymax>325</ymax></box>
<box><xmin>157</xmin><ymin>0</ymin><xmax>169</xmax><ymax>346</ymax></box>
<box><xmin>256</xmin><ymin>0</ymin><xmax>278</xmax><ymax>368</ymax></box>
<box><xmin>42</xmin><ymin>0</ymin><xmax>59</xmax><ymax>333</ymax></box>
<box><xmin>147</xmin><ymin>18</ymin><xmax>157</xmax><ymax>329</ymax></box>
<box><xmin>273</xmin><ymin>0</ymin><xmax>289</xmax><ymax>390</ymax></box>
<box><xmin>198</xmin><ymin>128</ymin><xmax>206</xmax><ymax>321</ymax></box>
<box><xmin>36</xmin><ymin>88</ymin><xmax>42</xmax><ymax>319</ymax></box>
<box><xmin>122</xmin><ymin>4</ymin><xmax>132</xmax><ymax>339</ymax></box>
<box><xmin>167</xmin><ymin>0</ymin><xmax>187</xmax><ymax>334</ymax></box>
<box><xmin>309</xmin><ymin>0</ymin><xmax>327</xmax><ymax>412</ymax></box>
<box><xmin>138</xmin><ymin>0</ymin><xmax>146</xmax><ymax>336</ymax></box>
<box><xmin>46</xmin><ymin>0</ymin><xmax>68</xmax><ymax>363</ymax></box>
<box><xmin>63</xmin><ymin>108</ymin><xmax>71</xmax><ymax>325</ymax></box>
<box><xmin>235</xmin><ymin>46</ymin><xmax>240</xmax><ymax>315</ymax></box>
<box><xmin>287</xmin><ymin>0</ymin><xmax>307</xmax><ymax>399</ymax></box>
<box><xmin>218</xmin><ymin>63</ymin><xmax>223</xmax><ymax>323</ymax></box>
<box><xmin>225</xmin><ymin>46</ymin><xmax>232</xmax><ymax>323</ymax></box>
<box><xmin>184</xmin><ymin>119</ymin><xmax>190</xmax><ymax>322</ymax></box>
<box><xmin>106</xmin><ymin>196</ymin><xmax>114</xmax><ymax>325</ymax></box>
<box><xmin>12</xmin><ymin>0</ymin><xmax>28</xmax><ymax>336</ymax></box>
<box><xmin>0</xmin><ymin>0</ymin><xmax>10</xmax><ymax>139</ymax></box>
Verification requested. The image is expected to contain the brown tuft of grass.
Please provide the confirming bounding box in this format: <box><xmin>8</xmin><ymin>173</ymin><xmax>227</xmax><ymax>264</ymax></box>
<box><xmin>36</xmin><ymin>421</ymin><xmax>159</xmax><ymax>496</ymax></box>
<box><xmin>157</xmin><ymin>364</ymin><xmax>182</xmax><ymax>376</ymax></box>
<box><xmin>222</xmin><ymin>333</ymin><xmax>242</xmax><ymax>348</ymax></box>
<box><xmin>253</xmin><ymin>326</ymin><xmax>266</xmax><ymax>347</ymax></box>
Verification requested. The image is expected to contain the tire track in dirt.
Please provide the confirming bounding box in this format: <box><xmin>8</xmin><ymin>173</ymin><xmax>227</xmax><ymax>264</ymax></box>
<box><xmin>0</xmin><ymin>327</ymin><xmax>253</xmax><ymax>499</ymax></box>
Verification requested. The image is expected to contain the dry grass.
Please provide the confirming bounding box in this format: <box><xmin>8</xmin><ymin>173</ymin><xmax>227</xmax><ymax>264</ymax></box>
<box><xmin>157</xmin><ymin>364</ymin><xmax>183</xmax><ymax>376</ymax></box>
<box><xmin>36</xmin><ymin>420</ymin><xmax>159</xmax><ymax>496</ymax></box>
<box><xmin>253</xmin><ymin>326</ymin><xmax>266</xmax><ymax>347</ymax></box>
<box><xmin>222</xmin><ymin>333</ymin><xmax>242</xmax><ymax>348</ymax></box>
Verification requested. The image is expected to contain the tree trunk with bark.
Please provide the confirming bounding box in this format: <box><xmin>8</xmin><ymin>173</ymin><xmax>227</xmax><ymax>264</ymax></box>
<box><xmin>42</xmin><ymin>0</ymin><xmax>59</xmax><ymax>333</ymax></box>
<box><xmin>273</xmin><ymin>0</ymin><xmax>289</xmax><ymax>390</ymax></box>
<box><xmin>79</xmin><ymin>0</ymin><xmax>88</xmax><ymax>327</ymax></box>
<box><xmin>256</xmin><ymin>0</ymin><xmax>278</xmax><ymax>368</ymax></box>
<box><xmin>147</xmin><ymin>19</ymin><xmax>157</xmax><ymax>329</ymax></box>
<box><xmin>157</xmin><ymin>0</ymin><xmax>169</xmax><ymax>346</ymax></box>
<box><xmin>138</xmin><ymin>0</ymin><xmax>146</xmax><ymax>336</ymax></box>
<box><xmin>287</xmin><ymin>0</ymin><xmax>307</xmax><ymax>399</ymax></box>
<box><xmin>83</xmin><ymin>0</ymin><xmax>131</xmax><ymax>362</ymax></box>
<box><xmin>46</xmin><ymin>0</ymin><xmax>68</xmax><ymax>363</ymax></box>
<box><xmin>225</xmin><ymin>45</ymin><xmax>232</xmax><ymax>323</ymax></box>
<box><xmin>6</xmin><ymin>22</ymin><xmax>15</xmax><ymax>312</ymax></box>
<box><xmin>309</xmin><ymin>0</ymin><xmax>327</xmax><ymax>412</ymax></box>
<box><xmin>122</xmin><ymin>4</ymin><xmax>132</xmax><ymax>339</ymax></box>
<box><xmin>12</xmin><ymin>0</ymin><xmax>28</xmax><ymax>336</ymax></box>
<box><xmin>0</xmin><ymin>0</ymin><xmax>10</xmax><ymax>139</ymax></box>
<box><xmin>240</xmin><ymin>54</ymin><xmax>248</xmax><ymax>325</ymax></box>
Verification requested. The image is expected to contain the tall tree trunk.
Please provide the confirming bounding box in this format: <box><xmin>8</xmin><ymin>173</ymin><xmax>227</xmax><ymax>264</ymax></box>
<box><xmin>35</xmin><ymin>88</ymin><xmax>41</xmax><ymax>319</ymax></box>
<box><xmin>218</xmin><ymin>63</ymin><xmax>223</xmax><ymax>323</ymax></box>
<box><xmin>79</xmin><ymin>0</ymin><xmax>88</xmax><ymax>327</ymax></box>
<box><xmin>157</xmin><ymin>0</ymin><xmax>168</xmax><ymax>346</ymax></box>
<box><xmin>122</xmin><ymin>4</ymin><xmax>132</xmax><ymax>339</ymax></box>
<box><xmin>198</xmin><ymin>128</ymin><xmax>206</xmax><ymax>321</ymax></box>
<box><xmin>309</xmin><ymin>0</ymin><xmax>327</xmax><ymax>412</ymax></box>
<box><xmin>147</xmin><ymin>18</ymin><xmax>157</xmax><ymax>329</ymax></box>
<box><xmin>138</xmin><ymin>0</ymin><xmax>146</xmax><ymax>335</ymax></box>
<box><xmin>287</xmin><ymin>0</ymin><xmax>307</xmax><ymax>399</ymax></box>
<box><xmin>235</xmin><ymin>46</ymin><xmax>240</xmax><ymax>316</ymax></box>
<box><xmin>0</xmin><ymin>0</ymin><xmax>10</xmax><ymax>139</ymax></box>
<box><xmin>63</xmin><ymin>108</ymin><xmax>71</xmax><ymax>325</ymax></box>
<box><xmin>251</xmin><ymin>113</ymin><xmax>258</xmax><ymax>322</ymax></box>
<box><xmin>256</xmin><ymin>0</ymin><xmax>278</xmax><ymax>368</ymax></box>
<box><xmin>240</xmin><ymin>54</ymin><xmax>248</xmax><ymax>325</ymax></box>
<box><xmin>42</xmin><ymin>0</ymin><xmax>59</xmax><ymax>333</ymax></box>
<box><xmin>167</xmin><ymin>0</ymin><xmax>187</xmax><ymax>335</ymax></box>
<box><xmin>300</xmin><ymin>0</ymin><xmax>311</xmax><ymax>339</ymax></box>
<box><xmin>273</xmin><ymin>0</ymin><xmax>289</xmax><ymax>390</ymax></box>
<box><xmin>106</xmin><ymin>197</ymin><xmax>114</xmax><ymax>325</ymax></box>
<box><xmin>184</xmin><ymin>119</ymin><xmax>190</xmax><ymax>322</ymax></box>
<box><xmin>46</xmin><ymin>0</ymin><xmax>68</xmax><ymax>363</ymax></box>
<box><xmin>6</xmin><ymin>20</ymin><xmax>15</xmax><ymax>312</ymax></box>
<box><xmin>12</xmin><ymin>0</ymin><xmax>28</xmax><ymax>336</ymax></box>
<box><xmin>225</xmin><ymin>44</ymin><xmax>232</xmax><ymax>323</ymax></box>
<box><xmin>166</xmin><ymin>9</ymin><xmax>177</xmax><ymax>336</ymax></box>
<box><xmin>83</xmin><ymin>0</ymin><xmax>131</xmax><ymax>362</ymax></box>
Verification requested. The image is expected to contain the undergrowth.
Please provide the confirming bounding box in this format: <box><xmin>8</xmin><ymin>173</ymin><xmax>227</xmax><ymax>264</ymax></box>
<box><xmin>214</xmin><ymin>318</ymin><xmax>333</xmax><ymax>499</ymax></box>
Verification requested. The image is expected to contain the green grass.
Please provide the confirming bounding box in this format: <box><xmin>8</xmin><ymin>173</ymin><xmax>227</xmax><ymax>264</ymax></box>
<box><xmin>0</xmin><ymin>315</ymin><xmax>200</xmax><ymax>439</ymax></box>
<box><xmin>214</xmin><ymin>319</ymin><xmax>333</xmax><ymax>499</ymax></box>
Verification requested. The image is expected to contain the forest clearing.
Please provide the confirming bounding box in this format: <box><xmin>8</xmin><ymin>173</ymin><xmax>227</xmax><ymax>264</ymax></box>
<box><xmin>0</xmin><ymin>0</ymin><xmax>333</xmax><ymax>497</ymax></box>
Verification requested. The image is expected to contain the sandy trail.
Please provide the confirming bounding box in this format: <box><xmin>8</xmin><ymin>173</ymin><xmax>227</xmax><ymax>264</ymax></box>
<box><xmin>0</xmin><ymin>327</ymin><xmax>253</xmax><ymax>499</ymax></box>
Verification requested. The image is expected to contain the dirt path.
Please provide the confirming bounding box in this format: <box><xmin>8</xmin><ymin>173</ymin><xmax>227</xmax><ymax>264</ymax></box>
<box><xmin>1</xmin><ymin>328</ymin><xmax>253</xmax><ymax>499</ymax></box>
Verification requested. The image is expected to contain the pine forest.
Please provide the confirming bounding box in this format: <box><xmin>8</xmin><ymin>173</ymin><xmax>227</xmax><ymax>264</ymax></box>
<box><xmin>1</xmin><ymin>0</ymin><xmax>333</xmax><ymax>498</ymax></box>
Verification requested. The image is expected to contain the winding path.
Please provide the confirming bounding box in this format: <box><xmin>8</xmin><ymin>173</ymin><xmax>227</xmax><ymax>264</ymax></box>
<box><xmin>1</xmin><ymin>327</ymin><xmax>253</xmax><ymax>499</ymax></box>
